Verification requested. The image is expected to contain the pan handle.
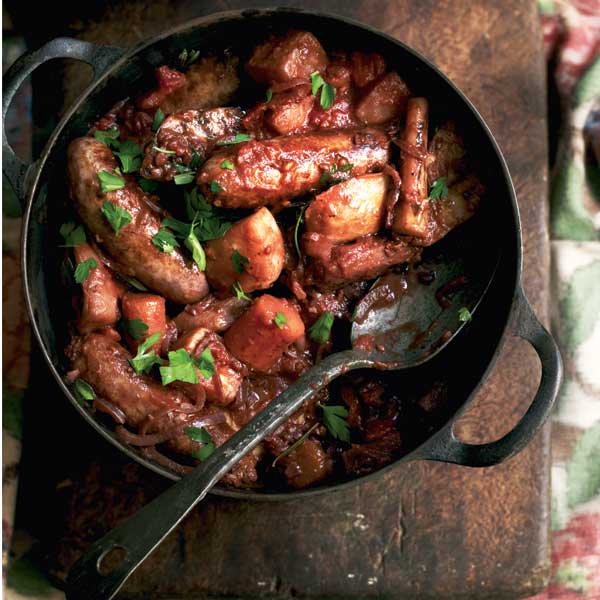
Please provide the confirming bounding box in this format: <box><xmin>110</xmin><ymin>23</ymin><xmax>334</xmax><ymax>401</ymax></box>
<box><xmin>414</xmin><ymin>287</ymin><xmax>562</xmax><ymax>467</ymax></box>
<box><xmin>2</xmin><ymin>37</ymin><xmax>125</xmax><ymax>202</ymax></box>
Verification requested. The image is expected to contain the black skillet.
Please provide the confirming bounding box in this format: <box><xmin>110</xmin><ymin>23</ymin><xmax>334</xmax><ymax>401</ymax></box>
<box><xmin>3</xmin><ymin>5</ymin><xmax>562</xmax><ymax>595</ymax></box>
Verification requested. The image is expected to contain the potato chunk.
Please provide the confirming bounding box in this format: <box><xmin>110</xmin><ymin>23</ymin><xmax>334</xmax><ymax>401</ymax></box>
<box><xmin>224</xmin><ymin>295</ymin><xmax>305</xmax><ymax>372</ymax></box>
<box><xmin>246</xmin><ymin>30</ymin><xmax>327</xmax><ymax>84</ymax></box>
<box><xmin>355</xmin><ymin>72</ymin><xmax>410</xmax><ymax>125</ymax></box>
<box><xmin>205</xmin><ymin>207</ymin><xmax>285</xmax><ymax>293</ymax></box>
<box><xmin>121</xmin><ymin>292</ymin><xmax>167</xmax><ymax>354</ymax></box>
<box><xmin>305</xmin><ymin>173</ymin><xmax>387</xmax><ymax>242</ymax></box>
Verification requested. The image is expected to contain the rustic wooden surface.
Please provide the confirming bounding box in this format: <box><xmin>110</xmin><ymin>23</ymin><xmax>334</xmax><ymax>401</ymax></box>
<box><xmin>16</xmin><ymin>0</ymin><xmax>551</xmax><ymax>598</ymax></box>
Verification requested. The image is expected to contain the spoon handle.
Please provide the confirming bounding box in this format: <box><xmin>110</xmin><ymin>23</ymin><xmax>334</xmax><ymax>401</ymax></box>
<box><xmin>66</xmin><ymin>350</ymin><xmax>367</xmax><ymax>600</ymax></box>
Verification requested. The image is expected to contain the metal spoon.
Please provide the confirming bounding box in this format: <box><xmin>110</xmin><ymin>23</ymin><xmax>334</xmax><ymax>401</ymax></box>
<box><xmin>66</xmin><ymin>227</ymin><xmax>497</xmax><ymax>600</ymax></box>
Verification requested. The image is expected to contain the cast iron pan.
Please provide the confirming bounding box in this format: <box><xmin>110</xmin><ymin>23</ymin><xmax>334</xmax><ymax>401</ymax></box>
<box><xmin>2</xmin><ymin>8</ymin><xmax>562</xmax><ymax>501</ymax></box>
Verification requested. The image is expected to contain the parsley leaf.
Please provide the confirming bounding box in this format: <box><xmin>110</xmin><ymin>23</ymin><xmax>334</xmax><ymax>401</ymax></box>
<box><xmin>74</xmin><ymin>378</ymin><xmax>95</xmax><ymax>402</ymax></box>
<box><xmin>185</xmin><ymin>227</ymin><xmax>206</xmax><ymax>271</ymax></box>
<box><xmin>74</xmin><ymin>258</ymin><xmax>97</xmax><ymax>283</ymax></box>
<box><xmin>339</xmin><ymin>163</ymin><xmax>354</xmax><ymax>172</ymax></box>
<box><xmin>266</xmin><ymin>88</ymin><xmax>273</xmax><ymax>103</ymax></box>
<box><xmin>294</xmin><ymin>207</ymin><xmax>305</xmax><ymax>260</ymax></box>
<box><xmin>94</xmin><ymin>127</ymin><xmax>120</xmax><ymax>148</ymax></box>
<box><xmin>320</xmin><ymin>83</ymin><xmax>336</xmax><ymax>110</ymax></box>
<box><xmin>139</xmin><ymin>178</ymin><xmax>159</xmax><ymax>193</ymax></box>
<box><xmin>309</xmin><ymin>311</ymin><xmax>334</xmax><ymax>344</ymax></box>
<box><xmin>123</xmin><ymin>276</ymin><xmax>149</xmax><ymax>291</ymax></box>
<box><xmin>152</xmin><ymin>108</ymin><xmax>165</xmax><ymax>132</ymax></box>
<box><xmin>273</xmin><ymin>311</ymin><xmax>288</xmax><ymax>329</ymax></box>
<box><xmin>321</xmin><ymin>404</ymin><xmax>350</xmax><ymax>442</ymax></box>
<box><xmin>160</xmin><ymin>348</ymin><xmax>198</xmax><ymax>385</ymax></box>
<box><xmin>429</xmin><ymin>177</ymin><xmax>449</xmax><ymax>200</ymax></box>
<box><xmin>174</xmin><ymin>172</ymin><xmax>195</xmax><ymax>185</ymax></box>
<box><xmin>125</xmin><ymin>318</ymin><xmax>148</xmax><ymax>341</ymax></box>
<box><xmin>114</xmin><ymin>140</ymin><xmax>142</xmax><ymax>173</ymax></box>
<box><xmin>310</xmin><ymin>71</ymin><xmax>326</xmax><ymax>95</ymax></box>
<box><xmin>194</xmin><ymin>440</ymin><xmax>216</xmax><ymax>461</ymax></box>
<box><xmin>184</xmin><ymin>426</ymin><xmax>212</xmax><ymax>444</ymax></box>
<box><xmin>59</xmin><ymin>222</ymin><xmax>86</xmax><ymax>247</ymax></box>
<box><xmin>458</xmin><ymin>307</ymin><xmax>472</xmax><ymax>322</ymax></box>
<box><xmin>221</xmin><ymin>159</ymin><xmax>235</xmax><ymax>170</ymax></box>
<box><xmin>210</xmin><ymin>180</ymin><xmax>224</xmax><ymax>193</ymax></box>
<box><xmin>179</xmin><ymin>48</ymin><xmax>200</xmax><ymax>68</ymax></box>
<box><xmin>101</xmin><ymin>201</ymin><xmax>132</xmax><ymax>235</ymax></box>
<box><xmin>153</xmin><ymin>146</ymin><xmax>176</xmax><ymax>155</ymax></box>
<box><xmin>232</xmin><ymin>282</ymin><xmax>251</xmax><ymax>301</ymax></box>
<box><xmin>216</xmin><ymin>132</ymin><xmax>251</xmax><ymax>146</ymax></box>
<box><xmin>195</xmin><ymin>347</ymin><xmax>215</xmax><ymax>380</ymax></box>
<box><xmin>129</xmin><ymin>332</ymin><xmax>162</xmax><ymax>375</ymax></box>
<box><xmin>98</xmin><ymin>170</ymin><xmax>126</xmax><ymax>193</ymax></box>
<box><xmin>232</xmin><ymin>249</ymin><xmax>249</xmax><ymax>274</ymax></box>
<box><xmin>152</xmin><ymin>228</ymin><xmax>180</xmax><ymax>253</ymax></box>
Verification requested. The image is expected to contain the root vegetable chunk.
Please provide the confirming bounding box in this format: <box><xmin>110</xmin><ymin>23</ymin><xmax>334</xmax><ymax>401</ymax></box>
<box><xmin>121</xmin><ymin>292</ymin><xmax>167</xmax><ymax>353</ymax></box>
<box><xmin>305</xmin><ymin>173</ymin><xmax>388</xmax><ymax>242</ymax></box>
<box><xmin>224</xmin><ymin>295</ymin><xmax>305</xmax><ymax>372</ymax></box>
<box><xmin>205</xmin><ymin>207</ymin><xmax>285</xmax><ymax>293</ymax></box>
<box><xmin>355</xmin><ymin>72</ymin><xmax>410</xmax><ymax>125</ymax></box>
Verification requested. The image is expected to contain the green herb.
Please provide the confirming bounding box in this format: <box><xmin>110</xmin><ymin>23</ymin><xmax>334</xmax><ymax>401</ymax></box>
<box><xmin>310</xmin><ymin>71</ymin><xmax>326</xmax><ymax>95</ymax></box>
<box><xmin>123</xmin><ymin>276</ymin><xmax>149</xmax><ymax>291</ymax></box>
<box><xmin>125</xmin><ymin>318</ymin><xmax>148</xmax><ymax>341</ymax></box>
<box><xmin>272</xmin><ymin>422</ymin><xmax>319</xmax><ymax>467</ymax></box>
<box><xmin>185</xmin><ymin>224</ymin><xmax>206</xmax><ymax>271</ymax></box>
<box><xmin>159</xmin><ymin>348</ymin><xmax>198</xmax><ymax>385</ymax></box>
<box><xmin>196</xmin><ymin>347</ymin><xmax>215</xmax><ymax>380</ymax></box>
<box><xmin>232</xmin><ymin>281</ymin><xmax>251</xmax><ymax>301</ymax></box>
<box><xmin>59</xmin><ymin>222</ymin><xmax>86</xmax><ymax>247</ymax></box>
<box><xmin>320</xmin><ymin>83</ymin><xmax>335</xmax><ymax>109</ymax></box>
<box><xmin>152</xmin><ymin>228</ymin><xmax>180</xmax><ymax>253</ymax></box>
<box><xmin>74</xmin><ymin>258</ymin><xmax>97</xmax><ymax>283</ymax></box>
<box><xmin>153</xmin><ymin>146</ymin><xmax>177</xmax><ymax>155</ymax></box>
<box><xmin>339</xmin><ymin>163</ymin><xmax>354</xmax><ymax>172</ymax></box>
<box><xmin>273</xmin><ymin>311</ymin><xmax>288</xmax><ymax>329</ymax></box>
<box><xmin>184</xmin><ymin>189</ymin><xmax>231</xmax><ymax>240</ymax></box>
<box><xmin>216</xmin><ymin>132</ymin><xmax>252</xmax><ymax>146</ymax></box>
<box><xmin>189</xmin><ymin>150</ymin><xmax>202</xmax><ymax>170</ymax></box>
<box><xmin>266</xmin><ymin>88</ymin><xmax>273</xmax><ymax>103</ymax></box>
<box><xmin>309</xmin><ymin>311</ymin><xmax>334</xmax><ymax>344</ymax></box>
<box><xmin>175</xmin><ymin>164</ymin><xmax>191</xmax><ymax>173</ymax></box>
<box><xmin>321</xmin><ymin>404</ymin><xmax>350</xmax><ymax>442</ymax></box>
<box><xmin>129</xmin><ymin>332</ymin><xmax>162</xmax><ymax>375</ymax></box>
<box><xmin>232</xmin><ymin>249</ymin><xmax>249</xmax><ymax>274</ymax></box>
<box><xmin>74</xmin><ymin>378</ymin><xmax>95</xmax><ymax>402</ymax></box>
<box><xmin>194</xmin><ymin>441</ymin><xmax>216</xmax><ymax>461</ymax></box>
<box><xmin>458</xmin><ymin>307</ymin><xmax>472</xmax><ymax>322</ymax></box>
<box><xmin>97</xmin><ymin>169</ymin><xmax>126</xmax><ymax>193</ymax></box>
<box><xmin>152</xmin><ymin>108</ymin><xmax>165</xmax><ymax>132</ymax></box>
<box><xmin>294</xmin><ymin>207</ymin><xmax>305</xmax><ymax>260</ymax></box>
<box><xmin>184</xmin><ymin>426</ymin><xmax>212</xmax><ymax>443</ymax></box>
<box><xmin>94</xmin><ymin>127</ymin><xmax>120</xmax><ymax>148</ymax></box>
<box><xmin>221</xmin><ymin>159</ymin><xmax>235</xmax><ymax>170</ymax></box>
<box><xmin>174</xmin><ymin>172</ymin><xmax>195</xmax><ymax>185</ymax></box>
<box><xmin>429</xmin><ymin>177</ymin><xmax>449</xmax><ymax>200</ymax></box>
<box><xmin>139</xmin><ymin>178</ymin><xmax>159</xmax><ymax>193</ymax></box>
<box><xmin>101</xmin><ymin>201</ymin><xmax>133</xmax><ymax>235</ymax></box>
<box><xmin>114</xmin><ymin>139</ymin><xmax>142</xmax><ymax>173</ymax></box>
<box><xmin>319</xmin><ymin>164</ymin><xmax>340</xmax><ymax>185</ymax></box>
<box><xmin>179</xmin><ymin>48</ymin><xmax>200</xmax><ymax>68</ymax></box>
<box><xmin>210</xmin><ymin>180</ymin><xmax>224</xmax><ymax>193</ymax></box>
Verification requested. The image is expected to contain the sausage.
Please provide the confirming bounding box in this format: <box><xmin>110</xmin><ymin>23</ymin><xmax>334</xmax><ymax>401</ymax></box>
<box><xmin>355</xmin><ymin>72</ymin><xmax>410</xmax><ymax>125</ymax></box>
<box><xmin>67</xmin><ymin>137</ymin><xmax>209</xmax><ymax>304</ymax></box>
<box><xmin>205</xmin><ymin>207</ymin><xmax>285</xmax><ymax>293</ymax></box>
<box><xmin>392</xmin><ymin>97</ymin><xmax>430</xmax><ymax>237</ymax></box>
<box><xmin>305</xmin><ymin>173</ymin><xmax>387</xmax><ymax>242</ymax></box>
<box><xmin>173</xmin><ymin>295</ymin><xmax>250</xmax><ymax>334</ymax></box>
<box><xmin>198</xmin><ymin>128</ymin><xmax>390</xmax><ymax>209</ymax></box>
<box><xmin>224</xmin><ymin>295</ymin><xmax>305</xmax><ymax>372</ymax></box>
<box><xmin>304</xmin><ymin>233</ymin><xmax>421</xmax><ymax>287</ymax></box>
<box><xmin>246</xmin><ymin>30</ymin><xmax>327</xmax><ymax>84</ymax></box>
<box><xmin>140</xmin><ymin>107</ymin><xmax>243</xmax><ymax>181</ymax></box>
<box><xmin>121</xmin><ymin>292</ymin><xmax>167</xmax><ymax>353</ymax></box>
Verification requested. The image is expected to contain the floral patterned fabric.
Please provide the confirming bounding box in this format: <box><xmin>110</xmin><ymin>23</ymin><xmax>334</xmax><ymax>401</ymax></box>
<box><xmin>2</xmin><ymin>2</ymin><xmax>599</xmax><ymax>597</ymax></box>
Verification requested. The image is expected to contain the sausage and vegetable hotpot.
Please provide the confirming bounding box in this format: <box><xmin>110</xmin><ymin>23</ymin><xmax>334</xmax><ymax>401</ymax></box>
<box><xmin>5</xmin><ymin>9</ymin><xmax>561</xmax><ymax>498</ymax></box>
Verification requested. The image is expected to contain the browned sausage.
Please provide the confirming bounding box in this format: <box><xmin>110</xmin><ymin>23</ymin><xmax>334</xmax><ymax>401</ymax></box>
<box><xmin>173</xmin><ymin>295</ymin><xmax>250</xmax><ymax>334</ymax></box>
<box><xmin>198</xmin><ymin>128</ymin><xmax>390</xmax><ymax>209</ymax></box>
<box><xmin>67</xmin><ymin>137</ymin><xmax>209</xmax><ymax>304</ymax></box>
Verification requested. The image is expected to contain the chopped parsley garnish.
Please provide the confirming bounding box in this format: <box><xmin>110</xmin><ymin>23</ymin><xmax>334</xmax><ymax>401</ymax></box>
<box><xmin>73</xmin><ymin>378</ymin><xmax>95</xmax><ymax>402</ymax></box>
<box><xmin>232</xmin><ymin>249</ymin><xmax>249</xmax><ymax>274</ymax></box>
<box><xmin>232</xmin><ymin>282</ymin><xmax>251</xmax><ymax>301</ymax></box>
<box><xmin>310</xmin><ymin>71</ymin><xmax>326</xmax><ymax>95</ymax></box>
<box><xmin>74</xmin><ymin>258</ymin><xmax>97</xmax><ymax>283</ymax></box>
<box><xmin>210</xmin><ymin>180</ymin><xmax>224</xmax><ymax>193</ymax></box>
<box><xmin>339</xmin><ymin>163</ymin><xmax>354</xmax><ymax>172</ymax></box>
<box><xmin>321</xmin><ymin>404</ymin><xmax>350</xmax><ymax>442</ymax></box>
<box><xmin>125</xmin><ymin>318</ymin><xmax>148</xmax><ymax>341</ymax></box>
<box><xmin>173</xmin><ymin>172</ymin><xmax>195</xmax><ymax>185</ymax></box>
<box><xmin>152</xmin><ymin>108</ymin><xmax>165</xmax><ymax>132</ymax></box>
<box><xmin>196</xmin><ymin>347</ymin><xmax>215</xmax><ymax>380</ymax></box>
<box><xmin>294</xmin><ymin>207</ymin><xmax>305</xmax><ymax>260</ymax></box>
<box><xmin>184</xmin><ymin>426</ymin><xmax>216</xmax><ymax>460</ymax></box>
<box><xmin>429</xmin><ymin>177</ymin><xmax>449</xmax><ymax>200</ymax></box>
<box><xmin>273</xmin><ymin>311</ymin><xmax>288</xmax><ymax>329</ymax></box>
<box><xmin>98</xmin><ymin>169</ymin><xmax>125</xmax><ymax>193</ymax></box>
<box><xmin>161</xmin><ymin>216</ymin><xmax>205</xmax><ymax>269</ymax></box>
<box><xmin>159</xmin><ymin>348</ymin><xmax>198</xmax><ymax>385</ymax></box>
<box><xmin>193</xmin><ymin>440</ymin><xmax>216</xmax><ymax>461</ymax></box>
<box><xmin>189</xmin><ymin>150</ymin><xmax>202</xmax><ymax>169</ymax></box>
<box><xmin>309</xmin><ymin>71</ymin><xmax>335</xmax><ymax>109</ymax></box>
<box><xmin>221</xmin><ymin>159</ymin><xmax>235</xmax><ymax>170</ymax></box>
<box><xmin>101</xmin><ymin>201</ymin><xmax>132</xmax><ymax>235</ymax></box>
<box><xmin>129</xmin><ymin>332</ymin><xmax>162</xmax><ymax>375</ymax></box>
<box><xmin>114</xmin><ymin>139</ymin><xmax>142</xmax><ymax>173</ymax></box>
<box><xmin>216</xmin><ymin>132</ymin><xmax>252</xmax><ymax>146</ymax></box>
<box><xmin>458</xmin><ymin>307</ymin><xmax>472</xmax><ymax>322</ymax></box>
<box><xmin>123</xmin><ymin>276</ymin><xmax>149</xmax><ymax>291</ymax></box>
<box><xmin>152</xmin><ymin>228</ymin><xmax>180</xmax><ymax>253</ymax></box>
<box><xmin>184</xmin><ymin>189</ymin><xmax>231</xmax><ymax>240</ymax></box>
<box><xmin>94</xmin><ymin>127</ymin><xmax>120</xmax><ymax>148</ymax></box>
<box><xmin>139</xmin><ymin>178</ymin><xmax>159</xmax><ymax>193</ymax></box>
<box><xmin>266</xmin><ymin>88</ymin><xmax>273</xmax><ymax>103</ymax></box>
<box><xmin>59</xmin><ymin>222</ymin><xmax>86</xmax><ymax>247</ymax></box>
<box><xmin>153</xmin><ymin>146</ymin><xmax>176</xmax><ymax>155</ymax></box>
<box><xmin>179</xmin><ymin>48</ymin><xmax>200</xmax><ymax>68</ymax></box>
<box><xmin>309</xmin><ymin>311</ymin><xmax>334</xmax><ymax>344</ymax></box>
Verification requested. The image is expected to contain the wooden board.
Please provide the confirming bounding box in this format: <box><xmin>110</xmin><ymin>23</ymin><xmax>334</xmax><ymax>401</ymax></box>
<box><xmin>13</xmin><ymin>0</ymin><xmax>551</xmax><ymax>597</ymax></box>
